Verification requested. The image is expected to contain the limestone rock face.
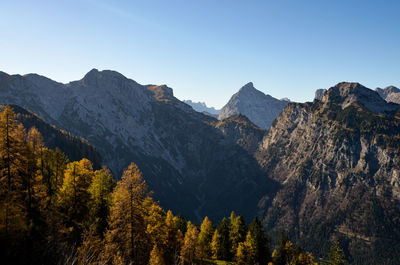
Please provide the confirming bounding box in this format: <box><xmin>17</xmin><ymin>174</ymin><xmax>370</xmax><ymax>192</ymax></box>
<box><xmin>375</xmin><ymin>85</ymin><xmax>400</xmax><ymax>104</ymax></box>
<box><xmin>255</xmin><ymin>82</ymin><xmax>400</xmax><ymax>264</ymax></box>
<box><xmin>314</xmin><ymin>88</ymin><xmax>327</xmax><ymax>100</ymax></box>
<box><xmin>0</xmin><ymin>69</ymin><xmax>273</xmax><ymax>222</ymax></box>
<box><xmin>218</xmin><ymin>82</ymin><xmax>288</xmax><ymax>129</ymax></box>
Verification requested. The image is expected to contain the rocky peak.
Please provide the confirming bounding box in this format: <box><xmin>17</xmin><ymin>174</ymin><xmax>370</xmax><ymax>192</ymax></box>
<box><xmin>314</xmin><ymin>88</ymin><xmax>327</xmax><ymax>100</ymax></box>
<box><xmin>147</xmin><ymin>84</ymin><xmax>174</xmax><ymax>100</ymax></box>
<box><xmin>321</xmin><ymin>82</ymin><xmax>400</xmax><ymax>114</ymax></box>
<box><xmin>375</xmin><ymin>85</ymin><xmax>400</xmax><ymax>99</ymax></box>
<box><xmin>219</xmin><ymin>82</ymin><xmax>288</xmax><ymax>129</ymax></box>
<box><xmin>80</xmin><ymin>68</ymin><xmax>129</xmax><ymax>87</ymax></box>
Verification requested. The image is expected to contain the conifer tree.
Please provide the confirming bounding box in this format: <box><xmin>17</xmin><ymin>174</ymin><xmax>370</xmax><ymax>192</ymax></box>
<box><xmin>88</xmin><ymin>168</ymin><xmax>114</xmax><ymax>237</ymax></box>
<box><xmin>248</xmin><ymin>217</ymin><xmax>270</xmax><ymax>264</ymax></box>
<box><xmin>180</xmin><ymin>221</ymin><xmax>198</xmax><ymax>264</ymax></box>
<box><xmin>0</xmin><ymin>105</ymin><xmax>28</xmax><ymax>235</ymax></box>
<box><xmin>229</xmin><ymin>211</ymin><xmax>247</xmax><ymax>258</ymax></box>
<box><xmin>164</xmin><ymin>210</ymin><xmax>184</xmax><ymax>264</ymax></box>
<box><xmin>149</xmin><ymin>244</ymin><xmax>166</xmax><ymax>265</ymax></box>
<box><xmin>218</xmin><ymin>217</ymin><xmax>232</xmax><ymax>261</ymax></box>
<box><xmin>323</xmin><ymin>240</ymin><xmax>346</xmax><ymax>265</ymax></box>
<box><xmin>211</xmin><ymin>229</ymin><xmax>221</xmax><ymax>260</ymax></box>
<box><xmin>57</xmin><ymin>158</ymin><xmax>94</xmax><ymax>242</ymax></box>
<box><xmin>104</xmin><ymin>163</ymin><xmax>149</xmax><ymax>265</ymax></box>
<box><xmin>196</xmin><ymin>216</ymin><xmax>214</xmax><ymax>261</ymax></box>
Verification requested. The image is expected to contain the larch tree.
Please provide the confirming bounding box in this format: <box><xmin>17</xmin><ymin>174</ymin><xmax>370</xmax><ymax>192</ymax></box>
<box><xmin>57</xmin><ymin>158</ymin><xmax>94</xmax><ymax>242</ymax></box>
<box><xmin>104</xmin><ymin>162</ymin><xmax>149</xmax><ymax>265</ymax></box>
<box><xmin>149</xmin><ymin>244</ymin><xmax>166</xmax><ymax>265</ymax></box>
<box><xmin>164</xmin><ymin>210</ymin><xmax>184</xmax><ymax>264</ymax></box>
<box><xmin>0</xmin><ymin>105</ymin><xmax>28</xmax><ymax>236</ymax></box>
<box><xmin>180</xmin><ymin>221</ymin><xmax>198</xmax><ymax>265</ymax></box>
<box><xmin>88</xmin><ymin>167</ymin><xmax>114</xmax><ymax>237</ymax></box>
<box><xmin>229</xmin><ymin>211</ymin><xmax>247</xmax><ymax>258</ymax></box>
<box><xmin>211</xmin><ymin>229</ymin><xmax>221</xmax><ymax>260</ymax></box>
<box><xmin>196</xmin><ymin>216</ymin><xmax>214</xmax><ymax>261</ymax></box>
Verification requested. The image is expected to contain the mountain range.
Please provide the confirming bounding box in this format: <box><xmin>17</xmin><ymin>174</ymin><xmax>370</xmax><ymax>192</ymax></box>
<box><xmin>1</xmin><ymin>69</ymin><xmax>400</xmax><ymax>264</ymax></box>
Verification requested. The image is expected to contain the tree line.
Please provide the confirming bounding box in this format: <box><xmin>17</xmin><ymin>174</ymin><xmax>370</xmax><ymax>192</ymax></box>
<box><xmin>0</xmin><ymin>105</ymin><xmax>345</xmax><ymax>265</ymax></box>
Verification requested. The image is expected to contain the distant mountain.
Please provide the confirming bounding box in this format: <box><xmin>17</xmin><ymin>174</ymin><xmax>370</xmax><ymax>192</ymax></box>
<box><xmin>0</xmin><ymin>69</ymin><xmax>273</xmax><ymax>222</ymax></box>
<box><xmin>255</xmin><ymin>82</ymin><xmax>400</xmax><ymax>264</ymax></box>
<box><xmin>183</xmin><ymin>100</ymin><xmax>220</xmax><ymax>117</ymax></box>
<box><xmin>4</xmin><ymin>104</ymin><xmax>102</xmax><ymax>169</ymax></box>
<box><xmin>218</xmin><ymin>82</ymin><xmax>288</xmax><ymax>129</ymax></box>
<box><xmin>375</xmin><ymin>85</ymin><xmax>400</xmax><ymax>104</ymax></box>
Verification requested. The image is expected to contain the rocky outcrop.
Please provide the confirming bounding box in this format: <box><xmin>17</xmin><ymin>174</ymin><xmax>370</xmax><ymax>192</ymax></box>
<box><xmin>255</xmin><ymin>82</ymin><xmax>400</xmax><ymax>264</ymax></box>
<box><xmin>218</xmin><ymin>82</ymin><xmax>288</xmax><ymax>129</ymax></box>
<box><xmin>314</xmin><ymin>88</ymin><xmax>327</xmax><ymax>100</ymax></box>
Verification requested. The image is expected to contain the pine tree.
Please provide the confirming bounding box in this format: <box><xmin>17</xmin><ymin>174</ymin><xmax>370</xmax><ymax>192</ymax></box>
<box><xmin>196</xmin><ymin>216</ymin><xmax>214</xmax><ymax>261</ymax></box>
<box><xmin>180</xmin><ymin>221</ymin><xmax>198</xmax><ymax>264</ymax></box>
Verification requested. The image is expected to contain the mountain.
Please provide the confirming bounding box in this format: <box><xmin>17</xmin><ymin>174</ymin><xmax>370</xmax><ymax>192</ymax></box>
<box><xmin>218</xmin><ymin>82</ymin><xmax>288</xmax><ymax>129</ymax></box>
<box><xmin>255</xmin><ymin>82</ymin><xmax>400</xmax><ymax>264</ymax></box>
<box><xmin>183</xmin><ymin>100</ymin><xmax>220</xmax><ymax>117</ymax></box>
<box><xmin>4</xmin><ymin>104</ymin><xmax>102</xmax><ymax>168</ymax></box>
<box><xmin>375</xmin><ymin>86</ymin><xmax>400</xmax><ymax>104</ymax></box>
<box><xmin>0</xmin><ymin>69</ymin><xmax>273</xmax><ymax>222</ymax></box>
<box><xmin>314</xmin><ymin>88</ymin><xmax>327</xmax><ymax>100</ymax></box>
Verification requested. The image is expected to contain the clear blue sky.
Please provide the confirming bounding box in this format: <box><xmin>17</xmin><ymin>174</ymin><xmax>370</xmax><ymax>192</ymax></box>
<box><xmin>1</xmin><ymin>0</ymin><xmax>399</xmax><ymax>108</ymax></box>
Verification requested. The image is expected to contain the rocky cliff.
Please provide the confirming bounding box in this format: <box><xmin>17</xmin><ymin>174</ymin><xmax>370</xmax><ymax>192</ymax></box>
<box><xmin>255</xmin><ymin>82</ymin><xmax>400</xmax><ymax>264</ymax></box>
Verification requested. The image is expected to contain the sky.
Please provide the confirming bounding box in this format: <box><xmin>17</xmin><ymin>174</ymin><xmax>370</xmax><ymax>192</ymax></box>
<box><xmin>1</xmin><ymin>0</ymin><xmax>399</xmax><ymax>108</ymax></box>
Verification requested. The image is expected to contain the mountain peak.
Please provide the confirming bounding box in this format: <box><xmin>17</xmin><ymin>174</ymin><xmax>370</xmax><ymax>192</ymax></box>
<box><xmin>81</xmin><ymin>68</ymin><xmax>127</xmax><ymax>86</ymax></box>
<box><xmin>321</xmin><ymin>82</ymin><xmax>400</xmax><ymax>113</ymax></box>
<box><xmin>239</xmin><ymin>82</ymin><xmax>255</xmax><ymax>92</ymax></box>
<box><xmin>375</xmin><ymin>85</ymin><xmax>400</xmax><ymax>100</ymax></box>
<box><xmin>219</xmin><ymin>82</ymin><xmax>288</xmax><ymax>129</ymax></box>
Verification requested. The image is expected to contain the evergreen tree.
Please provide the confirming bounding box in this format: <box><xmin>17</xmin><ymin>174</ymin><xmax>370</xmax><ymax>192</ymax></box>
<box><xmin>248</xmin><ymin>217</ymin><xmax>270</xmax><ymax>264</ymax></box>
<box><xmin>218</xmin><ymin>217</ymin><xmax>232</xmax><ymax>261</ymax></box>
<box><xmin>274</xmin><ymin>230</ymin><xmax>290</xmax><ymax>265</ymax></box>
